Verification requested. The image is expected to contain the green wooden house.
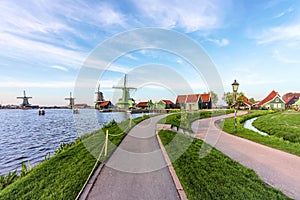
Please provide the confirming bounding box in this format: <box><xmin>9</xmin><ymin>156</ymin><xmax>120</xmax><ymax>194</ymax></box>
<box><xmin>257</xmin><ymin>90</ymin><xmax>285</xmax><ymax>110</ymax></box>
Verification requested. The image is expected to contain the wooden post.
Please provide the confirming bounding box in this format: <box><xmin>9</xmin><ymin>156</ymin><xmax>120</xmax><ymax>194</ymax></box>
<box><xmin>105</xmin><ymin>129</ymin><xmax>108</xmax><ymax>156</ymax></box>
<box><xmin>142</xmin><ymin>112</ymin><xmax>144</xmax><ymax>119</ymax></box>
<box><xmin>130</xmin><ymin>113</ymin><xmax>132</xmax><ymax>128</ymax></box>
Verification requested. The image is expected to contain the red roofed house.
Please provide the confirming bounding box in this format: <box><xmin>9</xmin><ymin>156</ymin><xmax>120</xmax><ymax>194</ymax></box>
<box><xmin>99</xmin><ymin>101</ymin><xmax>113</xmax><ymax>109</ymax></box>
<box><xmin>236</xmin><ymin>96</ymin><xmax>253</xmax><ymax>110</ymax></box>
<box><xmin>176</xmin><ymin>93</ymin><xmax>212</xmax><ymax>110</ymax></box>
<box><xmin>285</xmin><ymin>96</ymin><xmax>299</xmax><ymax>109</ymax></box>
<box><xmin>136</xmin><ymin>101</ymin><xmax>149</xmax><ymax>109</ymax></box>
<box><xmin>155</xmin><ymin>100</ymin><xmax>175</xmax><ymax>109</ymax></box>
<box><xmin>257</xmin><ymin>90</ymin><xmax>285</xmax><ymax>110</ymax></box>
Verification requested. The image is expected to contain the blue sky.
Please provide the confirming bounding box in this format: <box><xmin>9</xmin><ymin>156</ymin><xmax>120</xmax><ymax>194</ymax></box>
<box><xmin>1</xmin><ymin>0</ymin><xmax>300</xmax><ymax>106</ymax></box>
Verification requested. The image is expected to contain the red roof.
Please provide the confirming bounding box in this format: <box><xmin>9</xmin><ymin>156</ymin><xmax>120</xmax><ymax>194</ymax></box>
<box><xmin>99</xmin><ymin>101</ymin><xmax>110</xmax><ymax>107</ymax></box>
<box><xmin>243</xmin><ymin>97</ymin><xmax>253</xmax><ymax>106</ymax></box>
<box><xmin>285</xmin><ymin>96</ymin><xmax>295</xmax><ymax>104</ymax></box>
<box><xmin>176</xmin><ymin>95</ymin><xmax>187</xmax><ymax>104</ymax></box>
<box><xmin>257</xmin><ymin>90</ymin><xmax>279</xmax><ymax>107</ymax></box>
<box><xmin>162</xmin><ymin>100</ymin><xmax>174</xmax><ymax>105</ymax></box>
<box><xmin>200</xmin><ymin>94</ymin><xmax>211</xmax><ymax>102</ymax></box>
<box><xmin>186</xmin><ymin>94</ymin><xmax>201</xmax><ymax>103</ymax></box>
<box><xmin>136</xmin><ymin>102</ymin><xmax>149</xmax><ymax>107</ymax></box>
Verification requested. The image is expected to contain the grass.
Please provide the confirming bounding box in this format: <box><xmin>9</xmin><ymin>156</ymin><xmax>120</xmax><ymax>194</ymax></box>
<box><xmin>158</xmin><ymin>130</ymin><xmax>291</xmax><ymax>200</ymax></box>
<box><xmin>158</xmin><ymin>110</ymin><xmax>233</xmax><ymax>131</ymax></box>
<box><xmin>253</xmin><ymin>112</ymin><xmax>300</xmax><ymax>143</ymax></box>
<box><xmin>0</xmin><ymin>115</ymin><xmax>149</xmax><ymax>200</ymax></box>
<box><xmin>222</xmin><ymin>110</ymin><xmax>300</xmax><ymax>156</ymax></box>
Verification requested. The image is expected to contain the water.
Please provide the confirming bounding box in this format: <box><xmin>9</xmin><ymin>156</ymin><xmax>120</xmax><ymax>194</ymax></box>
<box><xmin>0</xmin><ymin>109</ymin><xmax>143</xmax><ymax>175</ymax></box>
<box><xmin>244</xmin><ymin>117</ymin><xmax>269</xmax><ymax>136</ymax></box>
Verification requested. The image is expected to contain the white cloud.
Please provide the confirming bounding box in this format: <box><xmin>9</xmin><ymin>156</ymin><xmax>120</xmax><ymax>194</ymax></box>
<box><xmin>0</xmin><ymin>81</ymin><xmax>74</xmax><ymax>88</ymax></box>
<box><xmin>207</xmin><ymin>38</ymin><xmax>229</xmax><ymax>46</ymax></box>
<box><xmin>273</xmin><ymin>50</ymin><xmax>300</xmax><ymax>64</ymax></box>
<box><xmin>50</xmin><ymin>65</ymin><xmax>69</xmax><ymax>72</ymax></box>
<box><xmin>257</xmin><ymin>24</ymin><xmax>300</xmax><ymax>44</ymax></box>
<box><xmin>274</xmin><ymin>7</ymin><xmax>294</xmax><ymax>18</ymax></box>
<box><xmin>132</xmin><ymin>0</ymin><xmax>230</xmax><ymax>33</ymax></box>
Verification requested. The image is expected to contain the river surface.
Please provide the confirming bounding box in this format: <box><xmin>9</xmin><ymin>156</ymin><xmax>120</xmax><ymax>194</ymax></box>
<box><xmin>244</xmin><ymin>117</ymin><xmax>268</xmax><ymax>136</ymax></box>
<box><xmin>0</xmin><ymin>109</ymin><xmax>143</xmax><ymax>175</ymax></box>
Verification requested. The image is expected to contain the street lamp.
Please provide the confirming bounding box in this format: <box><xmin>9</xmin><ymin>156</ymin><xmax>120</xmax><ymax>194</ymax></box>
<box><xmin>232</xmin><ymin>80</ymin><xmax>239</xmax><ymax>131</ymax></box>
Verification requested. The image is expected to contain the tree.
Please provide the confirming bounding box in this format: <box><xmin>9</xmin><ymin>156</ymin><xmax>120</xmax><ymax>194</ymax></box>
<box><xmin>249</xmin><ymin>97</ymin><xmax>256</xmax><ymax>104</ymax></box>
<box><xmin>222</xmin><ymin>92</ymin><xmax>245</xmax><ymax>107</ymax></box>
<box><xmin>209</xmin><ymin>91</ymin><xmax>218</xmax><ymax>106</ymax></box>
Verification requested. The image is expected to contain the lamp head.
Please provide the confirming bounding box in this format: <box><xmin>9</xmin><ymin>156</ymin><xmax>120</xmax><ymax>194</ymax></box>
<box><xmin>232</xmin><ymin>80</ymin><xmax>239</xmax><ymax>93</ymax></box>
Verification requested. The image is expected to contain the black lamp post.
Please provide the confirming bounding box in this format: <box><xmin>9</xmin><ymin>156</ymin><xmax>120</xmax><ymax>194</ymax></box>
<box><xmin>232</xmin><ymin>80</ymin><xmax>239</xmax><ymax>131</ymax></box>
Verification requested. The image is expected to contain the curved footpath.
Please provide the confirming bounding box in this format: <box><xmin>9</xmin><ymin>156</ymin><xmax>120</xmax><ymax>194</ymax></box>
<box><xmin>191</xmin><ymin>112</ymin><xmax>300</xmax><ymax>200</ymax></box>
<box><xmin>81</xmin><ymin>115</ymin><xmax>181</xmax><ymax>200</ymax></box>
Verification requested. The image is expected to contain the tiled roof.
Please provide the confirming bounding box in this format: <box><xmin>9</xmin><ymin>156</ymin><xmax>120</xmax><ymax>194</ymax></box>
<box><xmin>136</xmin><ymin>102</ymin><xmax>149</xmax><ymax>107</ymax></box>
<box><xmin>186</xmin><ymin>94</ymin><xmax>201</xmax><ymax>103</ymax></box>
<box><xmin>200</xmin><ymin>94</ymin><xmax>211</xmax><ymax>102</ymax></box>
<box><xmin>162</xmin><ymin>100</ymin><xmax>174</xmax><ymax>105</ymax></box>
<box><xmin>243</xmin><ymin>97</ymin><xmax>253</xmax><ymax>106</ymax></box>
<box><xmin>176</xmin><ymin>95</ymin><xmax>187</xmax><ymax>103</ymax></box>
<box><xmin>100</xmin><ymin>101</ymin><xmax>110</xmax><ymax>107</ymax></box>
<box><xmin>257</xmin><ymin>90</ymin><xmax>278</xmax><ymax>107</ymax></box>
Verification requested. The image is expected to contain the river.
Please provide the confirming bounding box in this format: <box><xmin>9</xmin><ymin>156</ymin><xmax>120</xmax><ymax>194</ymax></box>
<box><xmin>0</xmin><ymin>109</ymin><xmax>142</xmax><ymax>176</ymax></box>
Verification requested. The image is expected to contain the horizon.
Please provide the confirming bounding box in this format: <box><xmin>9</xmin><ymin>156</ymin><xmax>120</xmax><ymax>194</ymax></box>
<box><xmin>1</xmin><ymin>0</ymin><xmax>300</xmax><ymax>106</ymax></box>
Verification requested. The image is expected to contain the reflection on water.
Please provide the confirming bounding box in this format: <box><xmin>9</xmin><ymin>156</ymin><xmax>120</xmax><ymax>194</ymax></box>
<box><xmin>244</xmin><ymin>117</ymin><xmax>268</xmax><ymax>136</ymax></box>
<box><xmin>0</xmin><ymin>109</ymin><xmax>142</xmax><ymax>175</ymax></box>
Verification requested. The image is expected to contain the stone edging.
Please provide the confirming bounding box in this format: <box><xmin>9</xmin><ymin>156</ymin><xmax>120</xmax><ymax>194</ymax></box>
<box><xmin>156</xmin><ymin>130</ymin><xmax>188</xmax><ymax>200</ymax></box>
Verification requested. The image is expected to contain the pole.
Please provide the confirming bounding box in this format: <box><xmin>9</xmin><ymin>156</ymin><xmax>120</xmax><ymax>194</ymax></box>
<box><xmin>104</xmin><ymin>129</ymin><xmax>108</xmax><ymax>156</ymax></box>
<box><xmin>234</xmin><ymin>92</ymin><xmax>237</xmax><ymax>131</ymax></box>
<box><xmin>130</xmin><ymin>113</ymin><xmax>132</xmax><ymax>128</ymax></box>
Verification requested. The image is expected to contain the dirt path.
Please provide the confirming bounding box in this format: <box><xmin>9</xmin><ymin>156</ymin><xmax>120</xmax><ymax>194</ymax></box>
<box><xmin>191</xmin><ymin>112</ymin><xmax>300</xmax><ymax>200</ymax></box>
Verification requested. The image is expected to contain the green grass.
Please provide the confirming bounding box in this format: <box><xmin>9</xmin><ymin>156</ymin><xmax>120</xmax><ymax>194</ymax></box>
<box><xmin>253</xmin><ymin>112</ymin><xmax>300</xmax><ymax>143</ymax></box>
<box><xmin>222</xmin><ymin>111</ymin><xmax>300</xmax><ymax>156</ymax></box>
<box><xmin>158</xmin><ymin>110</ymin><xmax>233</xmax><ymax>131</ymax></box>
<box><xmin>158</xmin><ymin>130</ymin><xmax>291</xmax><ymax>200</ymax></box>
<box><xmin>0</xmin><ymin>115</ymin><xmax>149</xmax><ymax>200</ymax></box>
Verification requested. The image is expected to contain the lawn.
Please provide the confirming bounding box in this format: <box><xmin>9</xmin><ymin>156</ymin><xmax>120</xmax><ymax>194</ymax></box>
<box><xmin>253</xmin><ymin>112</ymin><xmax>300</xmax><ymax>143</ymax></box>
<box><xmin>158</xmin><ymin>130</ymin><xmax>290</xmax><ymax>200</ymax></box>
<box><xmin>222</xmin><ymin>110</ymin><xmax>300</xmax><ymax>156</ymax></box>
<box><xmin>0</xmin><ymin>115</ymin><xmax>149</xmax><ymax>200</ymax></box>
<box><xmin>158</xmin><ymin>110</ymin><xmax>233</xmax><ymax>131</ymax></box>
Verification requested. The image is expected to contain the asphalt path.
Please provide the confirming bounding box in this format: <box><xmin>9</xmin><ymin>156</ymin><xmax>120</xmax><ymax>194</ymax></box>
<box><xmin>85</xmin><ymin>115</ymin><xmax>180</xmax><ymax>200</ymax></box>
<box><xmin>191</xmin><ymin>112</ymin><xmax>300</xmax><ymax>200</ymax></box>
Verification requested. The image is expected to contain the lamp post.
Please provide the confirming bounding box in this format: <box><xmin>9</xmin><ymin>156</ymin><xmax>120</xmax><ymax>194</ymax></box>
<box><xmin>232</xmin><ymin>80</ymin><xmax>239</xmax><ymax>131</ymax></box>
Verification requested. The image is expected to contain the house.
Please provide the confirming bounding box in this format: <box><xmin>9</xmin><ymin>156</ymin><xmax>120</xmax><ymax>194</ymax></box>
<box><xmin>236</xmin><ymin>96</ymin><xmax>253</xmax><ymax>110</ymax></box>
<box><xmin>292</xmin><ymin>99</ymin><xmax>300</xmax><ymax>111</ymax></box>
<box><xmin>285</xmin><ymin>96</ymin><xmax>299</xmax><ymax>109</ymax></box>
<box><xmin>257</xmin><ymin>90</ymin><xmax>285</xmax><ymax>110</ymax></box>
<box><xmin>136</xmin><ymin>101</ymin><xmax>149</xmax><ymax>109</ymax></box>
<box><xmin>99</xmin><ymin>101</ymin><xmax>113</xmax><ymax>109</ymax></box>
<box><xmin>155</xmin><ymin>100</ymin><xmax>175</xmax><ymax>110</ymax></box>
<box><xmin>200</xmin><ymin>93</ymin><xmax>212</xmax><ymax>109</ymax></box>
<box><xmin>175</xmin><ymin>93</ymin><xmax>212</xmax><ymax>110</ymax></box>
<box><xmin>282</xmin><ymin>92</ymin><xmax>300</xmax><ymax>101</ymax></box>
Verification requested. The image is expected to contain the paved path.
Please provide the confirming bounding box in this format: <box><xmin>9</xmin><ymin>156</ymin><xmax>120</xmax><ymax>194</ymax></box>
<box><xmin>85</xmin><ymin>115</ymin><xmax>180</xmax><ymax>200</ymax></box>
<box><xmin>191</xmin><ymin>112</ymin><xmax>300</xmax><ymax>200</ymax></box>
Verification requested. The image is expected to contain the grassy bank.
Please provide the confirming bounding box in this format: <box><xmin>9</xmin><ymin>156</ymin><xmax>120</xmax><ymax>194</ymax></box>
<box><xmin>158</xmin><ymin>130</ymin><xmax>291</xmax><ymax>200</ymax></box>
<box><xmin>0</xmin><ymin>115</ymin><xmax>149</xmax><ymax>200</ymax></box>
<box><xmin>222</xmin><ymin>111</ymin><xmax>300</xmax><ymax>156</ymax></box>
<box><xmin>253</xmin><ymin>112</ymin><xmax>300</xmax><ymax>143</ymax></box>
<box><xmin>158</xmin><ymin>110</ymin><xmax>233</xmax><ymax>131</ymax></box>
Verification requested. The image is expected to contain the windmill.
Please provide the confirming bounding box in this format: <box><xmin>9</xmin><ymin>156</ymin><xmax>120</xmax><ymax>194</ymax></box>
<box><xmin>113</xmin><ymin>74</ymin><xmax>136</xmax><ymax>109</ymax></box>
<box><xmin>65</xmin><ymin>92</ymin><xmax>75</xmax><ymax>109</ymax></box>
<box><xmin>17</xmin><ymin>90</ymin><xmax>32</xmax><ymax>107</ymax></box>
<box><xmin>95</xmin><ymin>84</ymin><xmax>104</xmax><ymax>109</ymax></box>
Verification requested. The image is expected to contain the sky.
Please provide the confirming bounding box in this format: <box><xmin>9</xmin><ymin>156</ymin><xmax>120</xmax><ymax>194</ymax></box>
<box><xmin>1</xmin><ymin>0</ymin><xmax>300</xmax><ymax>106</ymax></box>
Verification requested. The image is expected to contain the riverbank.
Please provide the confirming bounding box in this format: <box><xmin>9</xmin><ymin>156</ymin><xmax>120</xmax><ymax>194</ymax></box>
<box><xmin>0</xmin><ymin>115</ymin><xmax>149</xmax><ymax>199</ymax></box>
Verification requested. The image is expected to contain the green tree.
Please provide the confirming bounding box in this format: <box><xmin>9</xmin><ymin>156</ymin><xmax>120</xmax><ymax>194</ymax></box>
<box><xmin>249</xmin><ymin>97</ymin><xmax>256</xmax><ymax>104</ymax></box>
<box><xmin>209</xmin><ymin>91</ymin><xmax>218</xmax><ymax>106</ymax></box>
<box><xmin>222</xmin><ymin>92</ymin><xmax>244</xmax><ymax>107</ymax></box>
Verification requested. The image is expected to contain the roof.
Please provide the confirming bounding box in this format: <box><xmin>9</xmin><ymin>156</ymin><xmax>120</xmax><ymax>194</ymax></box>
<box><xmin>136</xmin><ymin>102</ymin><xmax>149</xmax><ymax>107</ymax></box>
<box><xmin>257</xmin><ymin>90</ymin><xmax>280</xmax><ymax>107</ymax></box>
<box><xmin>176</xmin><ymin>95</ymin><xmax>187</xmax><ymax>104</ymax></box>
<box><xmin>243</xmin><ymin>97</ymin><xmax>253</xmax><ymax>106</ymax></box>
<box><xmin>200</xmin><ymin>94</ymin><xmax>211</xmax><ymax>102</ymax></box>
<box><xmin>285</xmin><ymin>96</ymin><xmax>299</xmax><ymax>104</ymax></box>
<box><xmin>162</xmin><ymin>100</ymin><xmax>174</xmax><ymax>105</ymax></box>
<box><xmin>186</xmin><ymin>94</ymin><xmax>201</xmax><ymax>103</ymax></box>
<box><xmin>99</xmin><ymin>101</ymin><xmax>111</xmax><ymax>107</ymax></box>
